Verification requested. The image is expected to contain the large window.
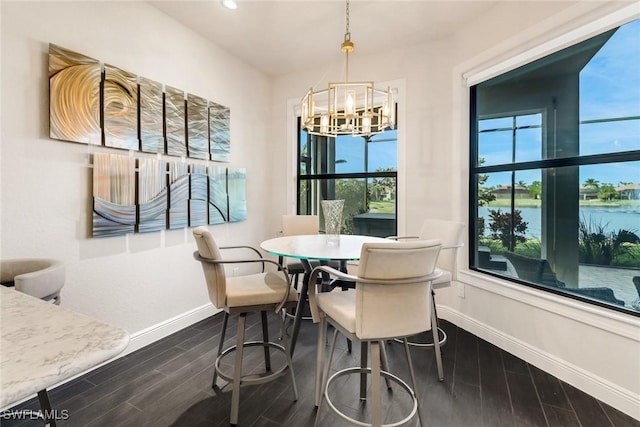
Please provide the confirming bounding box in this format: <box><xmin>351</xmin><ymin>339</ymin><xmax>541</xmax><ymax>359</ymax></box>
<box><xmin>297</xmin><ymin>123</ymin><xmax>397</xmax><ymax>237</ymax></box>
<box><xmin>470</xmin><ymin>19</ymin><xmax>640</xmax><ymax>314</ymax></box>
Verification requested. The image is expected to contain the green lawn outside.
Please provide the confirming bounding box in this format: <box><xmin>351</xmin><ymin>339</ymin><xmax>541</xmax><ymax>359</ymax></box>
<box><xmin>369</xmin><ymin>200</ymin><xmax>396</xmax><ymax>213</ymax></box>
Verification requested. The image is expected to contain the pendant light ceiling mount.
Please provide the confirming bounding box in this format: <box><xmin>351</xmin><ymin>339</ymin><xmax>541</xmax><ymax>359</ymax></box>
<box><xmin>301</xmin><ymin>0</ymin><xmax>395</xmax><ymax>137</ymax></box>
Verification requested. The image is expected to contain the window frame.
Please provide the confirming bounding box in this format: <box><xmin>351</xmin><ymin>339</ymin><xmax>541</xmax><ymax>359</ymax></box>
<box><xmin>468</xmin><ymin>18</ymin><xmax>640</xmax><ymax>316</ymax></box>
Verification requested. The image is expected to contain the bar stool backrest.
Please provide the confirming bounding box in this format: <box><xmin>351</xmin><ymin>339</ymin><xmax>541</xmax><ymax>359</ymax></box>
<box><xmin>419</xmin><ymin>219</ymin><xmax>464</xmax><ymax>279</ymax></box>
<box><xmin>355</xmin><ymin>239</ymin><xmax>441</xmax><ymax>340</ymax></box>
<box><xmin>193</xmin><ymin>227</ymin><xmax>226</xmax><ymax>309</ymax></box>
<box><xmin>282</xmin><ymin>215</ymin><xmax>319</xmax><ymax>236</ymax></box>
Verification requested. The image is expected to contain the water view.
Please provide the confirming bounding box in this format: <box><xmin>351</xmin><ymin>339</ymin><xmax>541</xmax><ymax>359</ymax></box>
<box><xmin>478</xmin><ymin>205</ymin><xmax>640</xmax><ymax>239</ymax></box>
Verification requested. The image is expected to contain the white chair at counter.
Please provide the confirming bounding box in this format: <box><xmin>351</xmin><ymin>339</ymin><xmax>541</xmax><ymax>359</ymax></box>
<box><xmin>192</xmin><ymin>227</ymin><xmax>298</xmax><ymax>426</ymax></box>
<box><xmin>389</xmin><ymin>219</ymin><xmax>465</xmax><ymax>352</ymax></box>
<box><xmin>281</xmin><ymin>214</ymin><xmax>320</xmax><ymax>288</ymax></box>
<box><xmin>0</xmin><ymin>258</ymin><xmax>65</xmax><ymax>304</ymax></box>
<box><xmin>309</xmin><ymin>239</ymin><xmax>442</xmax><ymax>427</ymax></box>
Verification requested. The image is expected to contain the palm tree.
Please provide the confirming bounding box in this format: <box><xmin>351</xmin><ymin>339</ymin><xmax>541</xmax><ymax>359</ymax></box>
<box><xmin>583</xmin><ymin>178</ymin><xmax>600</xmax><ymax>189</ymax></box>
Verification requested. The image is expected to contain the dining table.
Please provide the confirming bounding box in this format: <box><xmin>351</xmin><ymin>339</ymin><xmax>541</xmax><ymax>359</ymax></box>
<box><xmin>0</xmin><ymin>286</ymin><xmax>129</xmax><ymax>425</ymax></box>
<box><xmin>260</xmin><ymin>233</ymin><xmax>388</xmax><ymax>356</ymax></box>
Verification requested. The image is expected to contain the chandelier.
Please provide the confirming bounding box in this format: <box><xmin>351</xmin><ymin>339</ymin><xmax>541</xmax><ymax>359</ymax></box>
<box><xmin>300</xmin><ymin>0</ymin><xmax>395</xmax><ymax>137</ymax></box>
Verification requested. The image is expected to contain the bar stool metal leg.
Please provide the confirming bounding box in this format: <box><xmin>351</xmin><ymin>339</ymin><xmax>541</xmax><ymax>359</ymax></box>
<box><xmin>370</xmin><ymin>341</ymin><xmax>382</xmax><ymax>426</ymax></box>
<box><xmin>431</xmin><ymin>303</ymin><xmax>444</xmax><ymax>381</ymax></box>
<box><xmin>403</xmin><ymin>338</ymin><xmax>425</xmax><ymax>426</ymax></box>
<box><xmin>314</xmin><ymin>318</ymin><xmax>327</xmax><ymax>407</ymax></box>
<box><xmin>212</xmin><ymin>312</ymin><xmax>229</xmax><ymax>389</ymax></box>
<box><xmin>261</xmin><ymin>311</ymin><xmax>271</xmax><ymax>371</ymax></box>
<box><xmin>230</xmin><ymin>313</ymin><xmax>247</xmax><ymax>426</ymax></box>
<box><xmin>314</xmin><ymin>327</ymin><xmax>339</xmax><ymax>427</ymax></box>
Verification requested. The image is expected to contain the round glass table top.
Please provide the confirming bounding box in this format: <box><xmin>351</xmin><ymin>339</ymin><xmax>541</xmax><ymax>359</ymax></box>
<box><xmin>260</xmin><ymin>234</ymin><xmax>388</xmax><ymax>261</ymax></box>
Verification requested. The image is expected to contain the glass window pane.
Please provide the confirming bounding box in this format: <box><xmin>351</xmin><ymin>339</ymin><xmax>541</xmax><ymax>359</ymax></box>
<box><xmin>515</xmin><ymin>126</ymin><xmax>542</xmax><ymax>163</ymax></box>
<box><xmin>479</xmin><ymin>117</ymin><xmax>512</xmax><ymax>131</ymax></box>
<box><xmin>368</xmin><ymin>138</ymin><xmax>397</xmax><ymax>172</ymax></box>
<box><xmin>580</xmin><ymin>20</ymin><xmax>640</xmax><ymax>121</ymax></box>
<box><xmin>478</xmin><ymin>128</ymin><xmax>513</xmax><ymax>166</ymax></box>
<box><xmin>580</xmin><ymin>119</ymin><xmax>640</xmax><ymax>156</ymax></box>
<box><xmin>298</xmin><ymin>123</ymin><xmax>397</xmax><ymax>238</ymax></box>
<box><xmin>335</xmin><ymin>135</ymin><xmax>364</xmax><ymax>173</ymax></box>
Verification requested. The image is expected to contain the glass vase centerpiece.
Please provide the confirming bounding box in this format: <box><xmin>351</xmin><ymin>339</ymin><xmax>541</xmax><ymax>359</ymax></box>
<box><xmin>321</xmin><ymin>199</ymin><xmax>344</xmax><ymax>246</ymax></box>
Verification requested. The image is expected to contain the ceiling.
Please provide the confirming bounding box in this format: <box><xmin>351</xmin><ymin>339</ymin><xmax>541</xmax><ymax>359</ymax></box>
<box><xmin>149</xmin><ymin>1</ymin><xmax>499</xmax><ymax>77</ymax></box>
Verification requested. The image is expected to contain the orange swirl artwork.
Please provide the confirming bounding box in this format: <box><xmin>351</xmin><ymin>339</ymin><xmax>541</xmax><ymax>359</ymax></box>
<box><xmin>49</xmin><ymin>44</ymin><xmax>101</xmax><ymax>145</ymax></box>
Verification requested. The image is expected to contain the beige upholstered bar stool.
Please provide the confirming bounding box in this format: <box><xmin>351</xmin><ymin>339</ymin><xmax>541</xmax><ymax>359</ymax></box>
<box><xmin>309</xmin><ymin>240</ymin><xmax>442</xmax><ymax>427</ymax></box>
<box><xmin>417</xmin><ymin>220</ymin><xmax>464</xmax><ymax>348</ymax></box>
<box><xmin>192</xmin><ymin>227</ymin><xmax>298</xmax><ymax>426</ymax></box>
<box><xmin>0</xmin><ymin>258</ymin><xmax>65</xmax><ymax>304</ymax></box>
<box><xmin>388</xmin><ymin>219</ymin><xmax>464</xmax><ymax>367</ymax></box>
<box><xmin>281</xmin><ymin>214</ymin><xmax>320</xmax><ymax>288</ymax></box>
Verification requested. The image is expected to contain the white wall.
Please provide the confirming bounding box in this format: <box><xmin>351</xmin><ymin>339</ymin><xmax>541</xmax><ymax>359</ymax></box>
<box><xmin>271</xmin><ymin>0</ymin><xmax>640</xmax><ymax>419</ymax></box>
<box><xmin>0</xmin><ymin>1</ymin><xmax>274</xmax><ymax>350</ymax></box>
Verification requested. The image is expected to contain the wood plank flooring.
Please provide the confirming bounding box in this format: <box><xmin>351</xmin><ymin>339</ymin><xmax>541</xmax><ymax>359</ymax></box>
<box><xmin>3</xmin><ymin>313</ymin><xmax>638</xmax><ymax>426</ymax></box>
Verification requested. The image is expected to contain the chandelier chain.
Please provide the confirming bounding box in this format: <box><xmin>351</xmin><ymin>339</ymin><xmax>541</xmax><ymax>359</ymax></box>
<box><xmin>345</xmin><ymin>0</ymin><xmax>350</xmax><ymax>36</ymax></box>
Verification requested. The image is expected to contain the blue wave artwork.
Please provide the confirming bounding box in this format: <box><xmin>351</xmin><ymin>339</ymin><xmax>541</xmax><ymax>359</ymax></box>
<box><xmin>92</xmin><ymin>153</ymin><xmax>246</xmax><ymax>238</ymax></box>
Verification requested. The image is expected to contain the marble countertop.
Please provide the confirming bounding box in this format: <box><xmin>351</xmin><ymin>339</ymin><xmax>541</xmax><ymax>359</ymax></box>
<box><xmin>0</xmin><ymin>287</ymin><xmax>129</xmax><ymax>409</ymax></box>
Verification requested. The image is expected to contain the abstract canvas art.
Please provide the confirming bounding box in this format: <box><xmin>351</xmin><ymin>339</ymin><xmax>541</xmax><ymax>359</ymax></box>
<box><xmin>140</xmin><ymin>77</ymin><xmax>165</xmax><ymax>154</ymax></box>
<box><xmin>93</xmin><ymin>153</ymin><xmax>136</xmax><ymax>237</ymax></box>
<box><xmin>49</xmin><ymin>44</ymin><xmax>232</xmax><ymax>161</ymax></box>
<box><xmin>208</xmin><ymin>166</ymin><xmax>228</xmax><ymax>225</ymax></box>
<box><xmin>189</xmin><ymin>164</ymin><xmax>208</xmax><ymax>227</ymax></box>
<box><xmin>228</xmin><ymin>168</ymin><xmax>247</xmax><ymax>222</ymax></box>
<box><xmin>49</xmin><ymin>44</ymin><xmax>101</xmax><ymax>145</ymax></box>
<box><xmin>209</xmin><ymin>102</ymin><xmax>231</xmax><ymax>162</ymax></box>
<box><xmin>165</xmin><ymin>86</ymin><xmax>187</xmax><ymax>157</ymax></box>
<box><xmin>138</xmin><ymin>158</ymin><xmax>167</xmax><ymax>233</ymax></box>
<box><xmin>92</xmin><ymin>153</ymin><xmax>247</xmax><ymax>237</ymax></box>
<box><xmin>168</xmin><ymin>161</ymin><xmax>189</xmax><ymax>229</ymax></box>
<box><xmin>187</xmin><ymin>94</ymin><xmax>209</xmax><ymax>160</ymax></box>
<box><xmin>104</xmin><ymin>64</ymin><xmax>138</xmax><ymax>150</ymax></box>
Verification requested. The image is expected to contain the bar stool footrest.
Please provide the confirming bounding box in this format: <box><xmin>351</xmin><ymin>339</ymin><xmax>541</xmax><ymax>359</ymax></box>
<box><xmin>215</xmin><ymin>341</ymin><xmax>290</xmax><ymax>386</ymax></box>
<box><xmin>324</xmin><ymin>367</ymin><xmax>418</xmax><ymax>427</ymax></box>
<box><xmin>393</xmin><ymin>327</ymin><xmax>447</xmax><ymax>348</ymax></box>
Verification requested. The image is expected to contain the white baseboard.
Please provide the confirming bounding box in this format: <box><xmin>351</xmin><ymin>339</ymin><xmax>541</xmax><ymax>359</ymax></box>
<box><xmin>438</xmin><ymin>305</ymin><xmax>640</xmax><ymax>421</ymax></box>
<box><xmin>123</xmin><ymin>303</ymin><xmax>220</xmax><ymax>356</ymax></box>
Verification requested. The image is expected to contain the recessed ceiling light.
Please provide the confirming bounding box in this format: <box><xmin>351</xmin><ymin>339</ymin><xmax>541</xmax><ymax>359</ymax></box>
<box><xmin>221</xmin><ymin>0</ymin><xmax>237</xmax><ymax>10</ymax></box>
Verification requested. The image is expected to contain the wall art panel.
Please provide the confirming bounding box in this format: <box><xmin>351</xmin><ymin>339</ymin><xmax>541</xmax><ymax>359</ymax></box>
<box><xmin>49</xmin><ymin>44</ymin><xmax>231</xmax><ymax>162</ymax></box>
<box><xmin>228</xmin><ymin>168</ymin><xmax>247</xmax><ymax>222</ymax></box>
<box><xmin>138</xmin><ymin>158</ymin><xmax>168</xmax><ymax>233</ymax></box>
<box><xmin>104</xmin><ymin>64</ymin><xmax>139</xmax><ymax>150</ymax></box>
<box><xmin>139</xmin><ymin>77</ymin><xmax>165</xmax><ymax>154</ymax></box>
<box><xmin>187</xmin><ymin>94</ymin><xmax>209</xmax><ymax>160</ymax></box>
<box><xmin>189</xmin><ymin>164</ymin><xmax>208</xmax><ymax>227</ymax></box>
<box><xmin>92</xmin><ymin>153</ymin><xmax>136</xmax><ymax>237</ymax></box>
<box><xmin>91</xmin><ymin>154</ymin><xmax>246</xmax><ymax>237</ymax></box>
<box><xmin>168</xmin><ymin>161</ymin><xmax>189</xmax><ymax>229</ymax></box>
<box><xmin>208</xmin><ymin>166</ymin><xmax>228</xmax><ymax>224</ymax></box>
<box><xmin>209</xmin><ymin>102</ymin><xmax>231</xmax><ymax>162</ymax></box>
<box><xmin>165</xmin><ymin>86</ymin><xmax>187</xmax><ymax>157</ymax></box>
<box><xmin>49</xmin><ymin>44</ymin><xmax>101</xmax><ymax>145</ymax></box>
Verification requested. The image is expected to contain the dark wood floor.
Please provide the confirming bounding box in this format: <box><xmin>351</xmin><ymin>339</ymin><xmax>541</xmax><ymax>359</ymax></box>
<box><xmin>3</xmin><ymin>312</ymin><xmax>639</xmax><ymax>427</ymax></box>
